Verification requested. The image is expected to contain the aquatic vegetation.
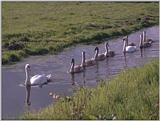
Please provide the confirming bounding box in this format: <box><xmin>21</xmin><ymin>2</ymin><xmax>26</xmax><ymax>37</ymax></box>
<box><xmin>2</xmin><ymin>2</ymin><xmax>159</xmax><ymax>64</ymax></box>
<box><xmin>21</xmin><ymin>60</ymin><xmax>159</xmax><ymax>120</ymax></box>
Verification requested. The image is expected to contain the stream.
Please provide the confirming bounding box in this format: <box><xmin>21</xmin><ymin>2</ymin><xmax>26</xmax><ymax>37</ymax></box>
<box><xmin>2</xmin><ymin>26</ymin><xmax>159</xmax><ymax>119</ymax></box>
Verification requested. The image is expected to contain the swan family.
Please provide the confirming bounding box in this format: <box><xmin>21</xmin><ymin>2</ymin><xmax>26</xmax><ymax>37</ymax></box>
<box><xmin>23</xmin><ymin>30</ymin><xmax>153</xmax><ymax>105</ymax></box>
<box><xmin>69</xmin><ymin>31</ymin><xmax>153</xmax><ymax>73</ymax></box>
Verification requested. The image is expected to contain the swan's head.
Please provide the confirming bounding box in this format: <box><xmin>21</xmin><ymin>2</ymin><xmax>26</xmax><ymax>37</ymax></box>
<box><xmin>82</xmin><ymin>51</ymin><xmax>85</xmax><ymax>55</ymax></box>
<box><xmin>71</xmin><ymin>58</ymin><xmax>75</xmax><ymax>64</ymax></box>
<box><xmin>94</xmin><ymin>47</ymin><xmax>99</xmax><ymax>52</ymax></box>
<box><xmin>25</xmin><ymin>64</ymin><xmax>31</xmax><ymax>71</ymax></box>
<box><xmin>82</xmin><ymin>51</ymin><xmax>85</xmax><ymax>58</ymax></box>
<box><xmin>122</xmin><ymin>36</ymin><xmax>128</xmax><ymax>41</ymax></box>
<box><xmin>105</xmin><ymin>42</ymin><xmax>109</xmax><ymax>47</ymax></box>
<box><xmin>143</xmin><ymin>31</ymin><xmax>146</xmax><ymax>35</ymax></box>
<box><xmin>126</xmin><ymin>35</ymin><xmax>128</xmax><ymax>39</ymax></box>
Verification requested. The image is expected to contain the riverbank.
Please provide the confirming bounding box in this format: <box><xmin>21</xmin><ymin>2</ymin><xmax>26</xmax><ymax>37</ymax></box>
<box><xmin>21</xmin><ymin>59</ymin><xmax>159</xmax><ymax>120</ymax></box>
<box><xmin>2</xmin><ymin>2</ymin><xmax>159</xmax><ymax>65</ymax></box>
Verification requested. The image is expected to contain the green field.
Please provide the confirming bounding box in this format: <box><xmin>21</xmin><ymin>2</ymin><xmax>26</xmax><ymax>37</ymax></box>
<box><xmin>21</xmin><ymin>60</ymin><xmax>159</xmax><ymax>120</ymax></box>
<box><xmin>2</xmin><ymin>2</ymin><xmax>159</xmax><ymax>64</ymax></box>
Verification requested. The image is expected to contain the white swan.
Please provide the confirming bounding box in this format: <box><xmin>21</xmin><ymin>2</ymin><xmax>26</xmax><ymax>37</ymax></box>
<box><xmin>24</xmin><ymin>64</ymin><xmax>52</xmax><ymax>86</ymax></box>
<box><xmin>24</xmin><ymin>64</ymin><xmax>52</xmax><ymax>105</ymax></box>
<box><xmin>123</xmin><ymin>38</ymin><xmax>136</xmax><ymax>53</ymax></box>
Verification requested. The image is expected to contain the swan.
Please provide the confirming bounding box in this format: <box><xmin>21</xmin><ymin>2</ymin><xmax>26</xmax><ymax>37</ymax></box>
<box><xmin>24</xmin><ymin>64</ymin><xmax>52</xmax><ymax>87</ymax></box>
<box><xmin>69</xmin><ymin>58</ymin><xmax>84</xmax><ymax>74</ymax></box>
<box><xmin>81</xmin><ymin>51</ymin><xmax>97</xmax><ymax>67</ymax></box>
<box><xmin>104</xmin><ymin>42</ymin><xmax>115</xmax><ymax>57</ymax></box>
<box><xmin>142</xmin><ymin>31</ymin><xmax>153</xmax><ymax>44</ymax></box>
<box><xmin>139</xmin><ymin>34</ymin><xmax>151</xmax><ymax>49</ymax></box>
<box><xmin>24</xmin><ymin>64</ymin><xmax>52</xmax><ymax>105</ymax></box>
<box><xmin>124</xmin><ymin>35</ymin><xmax>136</xmax><ymax>46</ymax></box>
<box><xmin>94</xmin><ymin>47</ymin><xmax>105</xmax><ymax>61</ymax></box>
<box><xmin>123</xmin><ymin>38</ymin><xmax>136</xmax><ymax>53</ymax></box>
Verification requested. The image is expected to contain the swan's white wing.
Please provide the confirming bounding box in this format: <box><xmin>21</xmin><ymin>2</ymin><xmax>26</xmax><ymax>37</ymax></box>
<box><xmin>30</xmin><ymin>74</ymin><xmax>48</xmax><ymax>85</ymax></box>
<box><xmin>126</xmin><ymin>46</ymin><xmax>136</xmax><ymax>53</ymax></box>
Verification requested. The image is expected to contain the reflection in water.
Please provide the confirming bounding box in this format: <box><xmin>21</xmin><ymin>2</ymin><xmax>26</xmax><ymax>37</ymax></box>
<box><xmin>123</xmin><ymin>54</ymin><xmax>128</xmax><ymax>68</ymax></box>
<box><xmin>82</xmin><ymin>70</ymin><xmax>86</xmax><ymax>87</ymax></box>
<box><xmin>95</xmin><ymin>61</ymin><xmax>101</xmax><ymax>84</ymax></box>
<box><xmin>105</xmin><ymin>58</ymin><xmax>109</xmax><ymax>76</ymax></box>
<box><xmin>140</xmin><ymin>48</ymin><xmax>143</xmax><ymax>58</ymax></box>
<box><xmin>25</xmin><ymin>85</ymin><xmax>31</xmax><ymax>106</ymax></box>
<box><xmin>71</xmin><ymin>74</ymin><xmax>75</xmax><ymax>86</ymax></box>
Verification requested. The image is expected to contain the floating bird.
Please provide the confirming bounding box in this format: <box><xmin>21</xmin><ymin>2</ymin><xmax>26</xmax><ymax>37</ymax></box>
<box><xmin>81</xmin><ymin>51</ymin><xmax>97</xmax><ymax>67</ymax></box>
<box><xmin>94</xmin><ymin>47</ymin><xmax>106</xmax><ymax>61</ymax></box>
<box><xmin>123</xmin><ymin>38</ymin><xmax>136</xmax><ymax>53</ymax></box>
<box><xmin>142</xmin><ymin>31</ymin><xmax>153</xmax><ymax>44</ymax></box>
<box><xmin>69</xmin><ymin>58</ymin><xmax>84</xmax><ymax>74</ymax></box>
<box><xmin>24</xmin><ymin>64</ymin><xmax>52</xmax><ymax>105</ymax></box>
<box><xmin>24</xmin><ymin>64</ymin><xmax>52</xmax><ymax>87</ymax></box>
<box><xmin>104</xmin><ymin>42</ymin><xmax>115</xmax><ymax>57</ymax></box>
<box><xmin>139</xmin><ymin>34</ymin><xmax>151</xmax><ymax>49</ymax></box>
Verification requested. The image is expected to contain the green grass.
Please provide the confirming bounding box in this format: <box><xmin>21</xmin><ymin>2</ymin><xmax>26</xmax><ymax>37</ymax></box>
<box><xmin>21</xmin><ymin>59</ymin><xmax>159</xmax><ymax>120</ymax></box>
<box><xmin>2</xmin><ymin>2</ymin><xmax>159</xmax><ymax>64</ymax></box>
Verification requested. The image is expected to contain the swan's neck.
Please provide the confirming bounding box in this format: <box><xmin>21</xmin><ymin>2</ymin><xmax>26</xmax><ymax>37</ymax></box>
<box><xmin>25</xmin><ymin>68</ymin><xmax>30</xmax><ymax>85</ymax></box>
<box><xmin>126</xmin><ymin>37</ymin><xmax>128</xmax><ymax>46</ymax></box>
<box><xmin>143</xmin><ymin>32</ymin><xmax>146</xmax><ymax>42</ymax></box>
<box><xmin>139</xmin><ymin>35</ymin><xmax>143</xmax><ymax>47</ymax></box>
<box><xmin>123</xmin><ymin>40</ymin><xmax>126</xmax><ymax>52</ymax></box>
<box><xmin>81</xmin><ymin>53</ymin><xmax>85</xmax><ymax>66</ymax></box>
<box><xmin>105</xmin><ymin>44</ymin><xmax>109</xmax><ymax>54</ymax></box>
<box><xmin>94</xmin><ymin>50</ymin><xmax>98</xmax><ymax>59</ymax></box>
<box><xmin>70</xmin><ymin>62</ymin><xmax>74</xmax><ymax>73</ymax></box>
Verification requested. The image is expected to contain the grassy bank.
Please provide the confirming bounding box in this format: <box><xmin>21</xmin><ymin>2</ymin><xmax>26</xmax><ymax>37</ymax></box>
<box><xmin>21</xmin><ymin>60</ymin><xmax>159</xmax><ymax>120</ymax></box>
<box><xmin>2</xmin><ymin>2</ymin><xmax>159</xmax><ymax>65</ymax></box>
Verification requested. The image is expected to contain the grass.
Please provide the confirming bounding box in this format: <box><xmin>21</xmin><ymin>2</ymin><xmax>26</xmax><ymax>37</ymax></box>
<box><xmin>20</xmin><ymin>59</ymin><xmax>159</xmax><ymax>120</ymax></box>
<box><xmin>2</xmin><ymin>2</ymin><xmax>159</xmax><ymax>65</ymax></box>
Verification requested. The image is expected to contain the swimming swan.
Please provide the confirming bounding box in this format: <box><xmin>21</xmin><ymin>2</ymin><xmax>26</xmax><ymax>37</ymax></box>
<box><xmin>104</xmin><ymin>42</ymin><xmax>115</xmax><ymax>57</ymax></box>
<box><xmin>142</xmin><ymin>31</ymin><xmax>153</xmax><ymax>44</ymax></box>
<box><xmin>94</xmin><ymin>47</ymin><xmax>106</xmax><ymax>61</ymax></box>
<box><xmin>139</xmin><ymin>34</ymin><xmax>151</xmax><ymax>49</ymax></box>
<box><xmin>123</xmin><ymin>38</ymin><xmax>136</xmax><ymax>53</ymax></box>
<box><xmin>24</xmin><ymin>64</ymin><xmax>52</xmax><ymax>86</ymax></box>
<box><xmin>81</xmin><ymin>51</ymin><xmax>97</xmax><ymax>67</ymax></box>
<box><xmin>69</xmin><ymin>58</ymin><xmax>84</xmax><ymax>74</ymax></box>
<box><xmin>24</xmin><ymin>64</ymin><xmax>52</xmax><ymax>105</ymax></box>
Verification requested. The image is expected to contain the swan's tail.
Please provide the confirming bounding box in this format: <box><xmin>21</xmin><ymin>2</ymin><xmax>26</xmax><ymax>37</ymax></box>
<box><xmin>46</xmin><ymin>74</ymin><xmax>52</xmax><ymax>82</ymax></box>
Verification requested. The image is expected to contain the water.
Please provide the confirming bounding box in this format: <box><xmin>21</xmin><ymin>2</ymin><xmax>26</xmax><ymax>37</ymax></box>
<box><xmin>2</xmin><ymin>26</ymin><xmax>159</xmax><ymax>119</ymax></box>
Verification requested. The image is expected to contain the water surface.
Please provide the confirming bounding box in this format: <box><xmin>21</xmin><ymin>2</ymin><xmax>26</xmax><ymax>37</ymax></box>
<box><xmin>2</xmin><ymin>26</ymin><xmax>159</xmax><ymax>119</ymax></box>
